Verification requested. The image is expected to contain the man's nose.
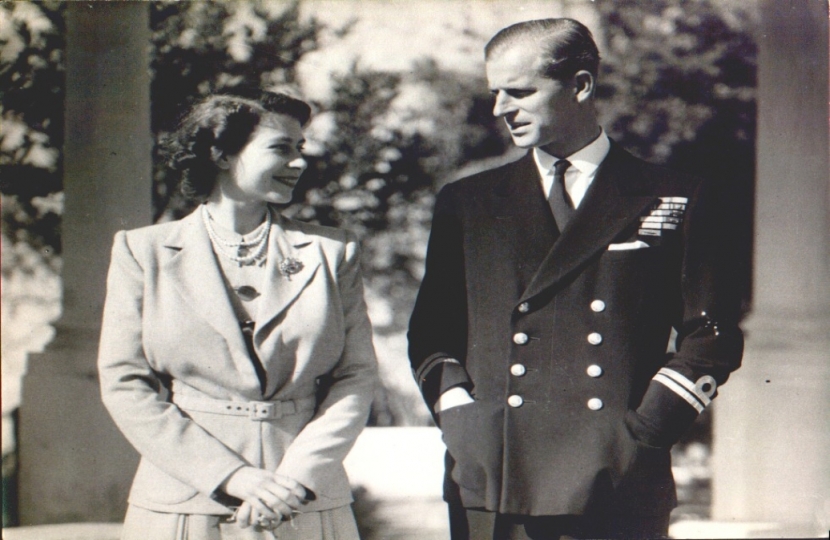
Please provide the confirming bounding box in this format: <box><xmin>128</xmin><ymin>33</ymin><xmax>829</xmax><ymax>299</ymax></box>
<box><xmin>492</xmin><ymin>91</ymin><xmax>515</xmax><ymax>118</ymax></box>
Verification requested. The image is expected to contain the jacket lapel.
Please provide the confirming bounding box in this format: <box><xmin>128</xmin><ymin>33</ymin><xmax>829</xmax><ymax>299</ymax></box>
<box><xmin>519</xmin><ymin>144</ymin><xmax>657</xmax><ymax>303</ymax></box>
<box><xmin>490</xmin><ymin>154</ymin><xmax>560</xmax><ymax>292</ymax></box>
<box><xmin>162</xmin><ymin>210</ymin><xmax>253</xmax><ymax>374</ymax></box>
<box><xmin>253</xmin><ymin>214</ymin><xmax>321</xmax><ymax>345</ymax></box>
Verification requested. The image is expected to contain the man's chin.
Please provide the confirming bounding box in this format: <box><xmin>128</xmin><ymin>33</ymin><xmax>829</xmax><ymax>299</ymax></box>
<box><xmin>510</xmin><ymin>135</ymin><xmax>537</xmax><ymax>149</ymax></box>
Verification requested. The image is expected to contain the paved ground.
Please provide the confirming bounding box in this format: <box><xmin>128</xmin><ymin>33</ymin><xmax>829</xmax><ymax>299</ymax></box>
<box><xmin>4</xmin><ymin>514</ymin><xmax>827</xmax><ymax>540</ymax></box>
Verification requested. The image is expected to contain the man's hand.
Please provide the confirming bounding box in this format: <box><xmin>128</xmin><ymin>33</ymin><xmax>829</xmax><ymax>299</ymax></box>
<box><xmin>434</xmin><ymin>386</ymin><xmax>475</xmax><ymax>414</ymax></box>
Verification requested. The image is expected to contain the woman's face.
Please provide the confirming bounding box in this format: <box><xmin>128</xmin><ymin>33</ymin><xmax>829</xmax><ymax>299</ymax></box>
<box><xmin>218</xmin><ymin>112</ymin><xmax>307</xmax><ymax>205</ymax></box>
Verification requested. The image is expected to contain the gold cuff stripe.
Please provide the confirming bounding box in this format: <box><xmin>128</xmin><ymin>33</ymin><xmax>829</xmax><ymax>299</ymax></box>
<box><xmin>417</xmin><ymin>356</ymin><xmax>461</xmax><ymax>390</ymax></box>
<box><xmin>653</xmin><ymin>374</ymin><xmax>706</xmax><ymax>414</ymax></box>
<box><xmin>658</xmin><ymin>367</ymin><xmax>715</xmax><ymax>406</ymax></box>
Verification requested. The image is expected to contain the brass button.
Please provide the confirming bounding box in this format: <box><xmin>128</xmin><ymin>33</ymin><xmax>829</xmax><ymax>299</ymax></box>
<box><xmin>507</xmin><ymin>395</ymin><xmax>524</xmax><ymax>408</ymax></box>
<box><xmin>510</xmin><ymin>364</ymin><xmax>527</xmax><ymax>377</ymax></box>
<box><xmin>586</xmin><ymin>364</ymin><xmax>603</xmax><ymax>378</ymax></box>
<box><xmin>590</xmin><ymin>300</ymin><xmax>606</xmax><ymax>312</ymax></box>
<box><xmin>513</xmin><ymin>332</ymin><xmax>529</xmax><ymax>345</ymax></box>
<box><xmin>518</xmin><ymin>302</ymin><xmax>530</xmax><ymax>313</ymax></box>
<box><xmin>587</xmin><ymin>332</ymin><xmax>603</xmax><ymax>345</ymax></box>
<box><xmin>587</xmin><ymin>398</ymin><xmax>604</xmax><ymax>411</ymax></box>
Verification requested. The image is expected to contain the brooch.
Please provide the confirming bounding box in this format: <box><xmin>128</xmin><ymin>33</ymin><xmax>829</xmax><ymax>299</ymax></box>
<box><xmin>279</xmin><ymin>257</ymin><xmax>304</xmax><ymax>280</ymax></box>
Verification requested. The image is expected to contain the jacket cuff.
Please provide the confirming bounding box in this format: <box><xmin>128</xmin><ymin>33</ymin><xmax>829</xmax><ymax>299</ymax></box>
<box><xmin>633</xmin><ymin>368</ymin><xmax>716</xmax><ymax>447</ymax></box>
<box><xmin>205</xmin><ymin>461</ymin><xmax>248</xmax><ymax>501</ymax></box>
<box><xmin>415</xmin><ymin>354</ymin><xmax>473</xmax><ymax>407</ymax></box>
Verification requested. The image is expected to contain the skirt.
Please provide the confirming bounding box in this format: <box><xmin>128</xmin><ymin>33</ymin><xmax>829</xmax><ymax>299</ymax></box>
<box><xmin>121</xmin><ymin>504</ymin><xmax>361</xmax><ymax>540</ymax></box>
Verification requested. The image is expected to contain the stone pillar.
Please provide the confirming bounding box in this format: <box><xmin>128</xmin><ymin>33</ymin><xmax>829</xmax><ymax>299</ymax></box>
<box><xmin>18</xmin><ymin>2</ymin><xmax>152</xmax><ymax>524</ymax></box>
<box><xmin>711</xmin><ymin>0</ymin><xmax>830</xmax><ymax>534</ymax></box>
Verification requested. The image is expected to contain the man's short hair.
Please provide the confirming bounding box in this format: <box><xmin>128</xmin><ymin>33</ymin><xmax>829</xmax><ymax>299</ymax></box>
<box><xmin>485</xmin><ymin>18</ymin><xmax>600</xmax><ymax>81</ymax></box>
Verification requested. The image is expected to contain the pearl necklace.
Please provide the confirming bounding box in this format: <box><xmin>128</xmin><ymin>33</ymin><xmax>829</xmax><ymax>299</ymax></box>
<box><xmin>202</xmin><ymin>205</ymin><xmax>271</xmax><ymax>267</ymax></box>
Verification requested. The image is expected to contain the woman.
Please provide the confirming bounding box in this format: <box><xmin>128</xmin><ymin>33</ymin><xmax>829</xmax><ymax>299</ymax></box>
<box><xmin>98</xmin><ymin>91</ymin><xmax>379</xmax><ymax>539</ymax></box>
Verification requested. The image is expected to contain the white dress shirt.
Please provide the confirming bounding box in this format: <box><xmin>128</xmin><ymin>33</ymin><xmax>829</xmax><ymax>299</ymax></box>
<box><xmin>533</xmin><ymin>130</ymin><xmax>611</xmax><ymax>209</ymax></box>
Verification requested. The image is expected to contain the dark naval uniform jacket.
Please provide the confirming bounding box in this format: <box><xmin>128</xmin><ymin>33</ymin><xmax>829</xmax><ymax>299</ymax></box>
<box><xmin>408</xmin><ymin>141</ymin><xmax>744</xmax><ymax>517</ymax></box>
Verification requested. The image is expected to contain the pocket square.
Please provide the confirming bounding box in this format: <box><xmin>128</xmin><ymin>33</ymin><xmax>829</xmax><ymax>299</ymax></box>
<box><xmin>607</xmin><ymin>240</ymin><xmax>650</xmax><ymax>251</ymax></box>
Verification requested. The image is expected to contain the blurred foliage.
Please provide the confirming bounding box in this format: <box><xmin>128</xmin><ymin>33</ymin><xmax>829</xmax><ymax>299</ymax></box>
<box><xmin>0</xmin><ymin>1</ymin><xmax>64</xmax><ymax>276</ymax></box>
<box><xmin>596</xmin><ymin>0</ymin><xmax>757</xmax><ymax>310</ymax></box>
<box><xmin>597</xmin><ymin>1</ymin><xmax>756</xmax><ymax>164</ymax></box>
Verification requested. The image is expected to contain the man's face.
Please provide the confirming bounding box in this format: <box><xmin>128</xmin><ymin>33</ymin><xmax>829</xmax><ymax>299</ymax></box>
<box><xmin>486</xmin><ymin>44</ymin><xmax>580</xmax><ymax>155</ymax></box>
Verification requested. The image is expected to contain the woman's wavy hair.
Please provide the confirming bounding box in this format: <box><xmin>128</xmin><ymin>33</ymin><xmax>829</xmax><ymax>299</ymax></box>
<box><xmin>163</xmin><ymin>90</ymin><xmax>311</xmax><ymax>201</ymax></box>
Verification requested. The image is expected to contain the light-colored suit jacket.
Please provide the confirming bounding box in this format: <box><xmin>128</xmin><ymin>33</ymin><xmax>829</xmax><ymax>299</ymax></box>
<box><xmin>98</xmin><ymin>207</ymin><xmax>379</xmax><ymax>515</ymax></box>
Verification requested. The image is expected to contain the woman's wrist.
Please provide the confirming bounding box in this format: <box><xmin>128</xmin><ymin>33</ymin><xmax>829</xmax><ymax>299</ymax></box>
<box><xmin>219</xmin><ymin>465</ymin><xmax>254</xmax><ymax>498</ymax></box>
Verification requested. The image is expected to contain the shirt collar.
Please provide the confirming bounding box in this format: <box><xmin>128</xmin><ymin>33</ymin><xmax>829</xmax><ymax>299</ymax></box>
<box><xmin>533</xmin><ymin>129</ymin><xmax>610</xmax><ymax>176</ymax></box>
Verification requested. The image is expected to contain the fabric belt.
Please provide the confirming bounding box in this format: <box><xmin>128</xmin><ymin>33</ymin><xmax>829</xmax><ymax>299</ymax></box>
<box><xmin>173</xmin><ymin>395</ymin><xmax>317</xmax><ymax>421</ymax></box>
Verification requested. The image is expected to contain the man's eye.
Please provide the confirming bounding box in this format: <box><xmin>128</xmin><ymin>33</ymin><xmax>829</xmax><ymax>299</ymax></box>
<box><xmin>508</xmin><ymin>89</ymin><xmax>535</xmax><ymax>98</ymax></box>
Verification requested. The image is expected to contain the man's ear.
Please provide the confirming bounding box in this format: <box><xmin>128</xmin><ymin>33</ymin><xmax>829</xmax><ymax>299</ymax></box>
<box><xmin>573</xmin><ymin>70</ymin><xmax>596</xmax><ymax>103</ymax></box>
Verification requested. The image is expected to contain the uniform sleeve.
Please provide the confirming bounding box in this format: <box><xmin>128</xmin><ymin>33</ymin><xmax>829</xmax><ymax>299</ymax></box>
<box><xmin>627</xmin><ymin>179</ymin><xmax>745</xmax><ymax>447</ymax></box>
<box><xmin>98</xmin><ymin>231</ymin><xmax>248</xmax><ymax>496</ymax></box>
<box><xmin>275</xmin><ymin>234</ymin><xmax>379</xmax><ymax>493</ymax></box>
<box><xmin>407</xmin><ymin>185</ymin><xmax>473</xmax><ymax>412</ymax></box>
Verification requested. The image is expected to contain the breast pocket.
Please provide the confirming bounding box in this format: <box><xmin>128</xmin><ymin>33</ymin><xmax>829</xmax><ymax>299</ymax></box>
<box><xmin>594</xmin><ymin>244</ymin><xmax>673</xmax><ymax>309</ymax></box>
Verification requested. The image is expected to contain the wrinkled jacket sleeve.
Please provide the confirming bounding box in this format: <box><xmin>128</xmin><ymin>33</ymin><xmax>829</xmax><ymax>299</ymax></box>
<box><xmin>626</xmin><ymin>179</ymin><xmax>744</xmax><ymax>447</ymax></box>
<box><xmin>275</xmin><ymin>233</ymin><xmax>379</xmax><ymax>494</ymax></box>
<box><xmin>408</xmin><ymin>184</ymin><xmax>472</xmax><ymax>414</ymax></box>
<box><xmin>98</xmin><ymin>231</ymin><xmax>248</xmax><ymax>497</ymax></box>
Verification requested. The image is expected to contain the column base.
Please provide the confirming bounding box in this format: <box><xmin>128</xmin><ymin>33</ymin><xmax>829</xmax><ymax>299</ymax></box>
<box><xmin>18</xmin><ymin>330</ymin><xmax>138</xmax><ymax>525</ymax></box>
<box><xmin>669</xmin><ymin>519</ymin><xmax>827</xmax><ymax>539</ymax></box>
<box><xmin>711</xmin><ymin>312</ymin><xmax>830</xmax><ymax>531</ymax></box>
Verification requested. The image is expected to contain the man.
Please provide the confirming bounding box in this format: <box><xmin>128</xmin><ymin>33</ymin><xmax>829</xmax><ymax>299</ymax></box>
<box><xmin>408</xmin><ymin>18</ymin><xmax>743</xmax><ymax>540</ymax></box>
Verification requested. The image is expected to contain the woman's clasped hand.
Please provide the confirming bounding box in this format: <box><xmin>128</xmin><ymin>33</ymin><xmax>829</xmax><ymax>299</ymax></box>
<box><xmin>222</xmin><ymin>468</ymin><xmax>308</xmax><ymax>529</ymax></box>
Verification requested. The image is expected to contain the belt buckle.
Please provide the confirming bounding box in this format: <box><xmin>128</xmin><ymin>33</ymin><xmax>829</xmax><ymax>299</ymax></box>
<box><xmin>250</xmin><ymin>402</ymin><xmax>277</xmax><ymax>421</ymax></box>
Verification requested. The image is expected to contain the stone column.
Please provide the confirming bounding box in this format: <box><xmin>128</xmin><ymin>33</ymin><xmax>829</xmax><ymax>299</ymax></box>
<box><xmin>711</xmin><ymin>0</ymin><xmax>830</xmax><ymax>534</ymax></box>
<box><xmin>18</xmin><ymin>2</ymin><xmax>151</xmax><ymax>524</ymax></box>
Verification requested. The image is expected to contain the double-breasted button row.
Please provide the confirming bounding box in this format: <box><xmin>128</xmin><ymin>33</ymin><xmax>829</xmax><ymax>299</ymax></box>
<box><xmin>588</xmin><ymin>299</ymin><xmax>605</xmax><ymax>346</ymax></box>
<box><xmin>509</xmin><ymin>330</ymin><xmax>529</xmax><ymax>408</ymax></box>
<box><xmin>587</xmin><ymin>299</ymin><xmax>606</xmax><ymax>410</ymax></box>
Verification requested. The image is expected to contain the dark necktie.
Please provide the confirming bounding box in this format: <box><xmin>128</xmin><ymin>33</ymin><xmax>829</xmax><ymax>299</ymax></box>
<box><xmin>548</xmin><ymin>159</ymin><xmax>574</xmax><ymax>230</ymax></box>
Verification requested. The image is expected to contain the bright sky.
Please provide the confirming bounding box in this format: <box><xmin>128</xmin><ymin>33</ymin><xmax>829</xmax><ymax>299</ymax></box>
<box><xmin>296</xmin><ymin>0</ymin><xmax>601</xmax><ymax>100</ymax></box>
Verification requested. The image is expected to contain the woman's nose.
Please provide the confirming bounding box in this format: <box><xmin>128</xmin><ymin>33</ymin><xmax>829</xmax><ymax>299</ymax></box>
<box><xmin>289</xmin><ymin>155</ymin><xmax>307</xmax><ymax>170</ymax></box>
